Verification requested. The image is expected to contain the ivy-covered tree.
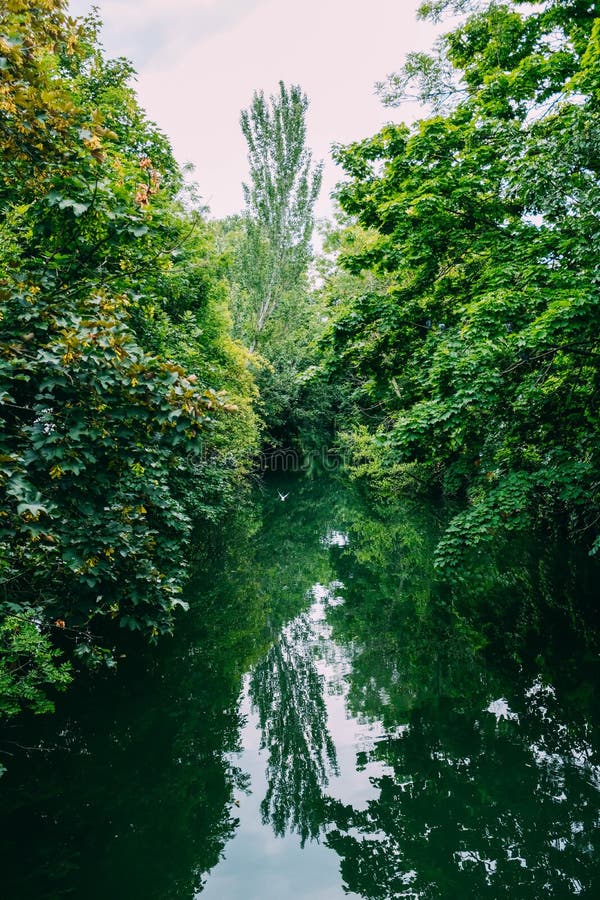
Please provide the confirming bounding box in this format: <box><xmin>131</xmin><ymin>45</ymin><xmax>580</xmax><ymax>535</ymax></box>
<box><xmin>324</xmin><ymin>0</ymin><xmax>600</xmax><ymax>575</ymax></box>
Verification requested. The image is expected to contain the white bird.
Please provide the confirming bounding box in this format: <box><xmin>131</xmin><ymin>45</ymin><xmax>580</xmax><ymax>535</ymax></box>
<box><xmin>277</xmin><ymin>490</ymin><xmax>289</xmax><ymax>501</ymax></box>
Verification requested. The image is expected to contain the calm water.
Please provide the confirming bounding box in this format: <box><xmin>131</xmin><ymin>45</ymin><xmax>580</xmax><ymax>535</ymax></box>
<box><xmin>0</xmin><ymin>476</ymin><xmax>599</xmax><ymax>898</ymax></box>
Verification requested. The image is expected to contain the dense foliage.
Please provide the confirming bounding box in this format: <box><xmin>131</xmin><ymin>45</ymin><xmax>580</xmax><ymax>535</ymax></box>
<box><xmin>2</xmin><ymin>0</ymin><xmax>598</xmax><ymax>727</ymax></box>
<box><xmin>323</xmin><ymin>0</ymin><xmax>600</xmax><ymax>575</ymax></box>
<box><xmin>0</xmin><ymin>0</ymin><xmax>257</xmax><ymax>716</ymax></box>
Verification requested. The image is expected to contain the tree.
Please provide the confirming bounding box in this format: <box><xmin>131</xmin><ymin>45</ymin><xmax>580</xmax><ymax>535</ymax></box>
<box><xmin>0</xmin><ymin>1</ymin><xmax>258</xmax><ymax>715</ymax></box>
<box><xmin>237</xmin><ymin>81</ymin><xmax>323</xmax><ymax>351</ymax></box>
<box><xmin>322</xmin><ymin>0</ymin><xmax>600</xmax><ymax>574</ymax></box>
<box><xmin>220</xmin><ymin>84</ymin><xmax>332</xmax><ymax>454</ymax></box>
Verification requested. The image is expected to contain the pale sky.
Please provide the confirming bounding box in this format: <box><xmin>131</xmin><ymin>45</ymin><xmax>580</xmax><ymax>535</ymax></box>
<box><xmin>68</xmin><ymin>0</ymin><xmax>441</xmax><ymax>220</ymax></box>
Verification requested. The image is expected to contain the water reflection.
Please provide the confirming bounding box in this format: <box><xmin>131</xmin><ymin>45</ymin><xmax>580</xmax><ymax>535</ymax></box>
<box><xmin>323</xmin><ymin>671</ymin><xmax>599</xmax><ymax>898</ymax></box>
<box><xmin>246</xmin><ymin>483</ymin><xmax>600</xmax><ymax>897</ymax></box>
<box><xmin>250</xmin><ymin>609</ymin><xmax>338</xmax><ymax>846</ymax></box>
<box><xmin>320</xmin><ymin>493</ymin><xmax>600</xmax><ymax>898</ymax></box>
<box><xmin>0</xmin><ymin>476</ymin><xmax>598</xmax><ymax>898</ymax></box>
<box><xmin>0</xmin><ymin>516</ymin><xmax>267</xmax><ymax>900</ymax></box>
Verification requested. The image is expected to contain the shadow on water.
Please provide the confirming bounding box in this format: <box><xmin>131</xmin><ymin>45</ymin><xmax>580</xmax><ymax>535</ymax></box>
<box><xmin>0</xmin><ymin>473</ymin><xmax>598</xmax><ymax>898</ymax></box>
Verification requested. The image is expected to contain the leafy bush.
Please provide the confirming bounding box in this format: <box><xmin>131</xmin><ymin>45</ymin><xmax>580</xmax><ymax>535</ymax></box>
<box><xmin>0</xmin><ymin>1</ymin><xmax>258</xmax><ymax>715</ymax></box>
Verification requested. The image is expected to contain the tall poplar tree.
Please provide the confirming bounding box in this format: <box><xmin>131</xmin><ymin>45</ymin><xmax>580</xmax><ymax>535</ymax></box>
<box><xmin>237</xmin><ymin>81</ymin><xmax>322</xmax><ymax>351</ymax></box>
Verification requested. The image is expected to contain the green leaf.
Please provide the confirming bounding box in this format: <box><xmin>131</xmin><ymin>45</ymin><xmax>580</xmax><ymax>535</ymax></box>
<box><xmin>58</xmin><ymin>198</ymin><xmax>90</xmax><ymax>217</ymax></box>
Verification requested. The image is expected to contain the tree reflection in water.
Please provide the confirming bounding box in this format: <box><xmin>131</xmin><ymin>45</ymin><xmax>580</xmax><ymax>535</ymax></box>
<box><xmin>247</xmin><ymin>483</ymin><xmax>600</xmax><ymax>898</ymax></box>
<box><xmin>323</xmin><ymin>673</ymin><xmax>599</xmax><ymax>898</ymax></box>
<box><xmin>0</xmin><ymin>514</ymin><xmax>268</xmax><ymax>900</ymax></box>
<box><xmin>250</xmin><ymin>607</ymin><xmax>339</xmax><ymax>846</ymax></box>
<box><xmin>319</xmin><ymin>495</ymin><xmax>600</xmax><ymax>898</ymax></box>
<box><xmin>0</xmin><ymin>476</ymin><xmax>598</xmax><ymax>898</ymax></box>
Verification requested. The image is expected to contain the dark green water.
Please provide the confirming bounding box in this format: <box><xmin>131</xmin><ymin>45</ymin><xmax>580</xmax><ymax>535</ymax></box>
<box><xmin>1</xmin><ymin>476</ymin><xmax>599</xmax><ymax>898</ymax></box>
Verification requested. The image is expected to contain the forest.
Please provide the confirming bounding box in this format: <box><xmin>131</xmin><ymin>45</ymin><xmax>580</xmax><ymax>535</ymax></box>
<box><xmin>0</xmin><ymin>0</ymin><xmax>598</xmax><ymax>742</ymax></box>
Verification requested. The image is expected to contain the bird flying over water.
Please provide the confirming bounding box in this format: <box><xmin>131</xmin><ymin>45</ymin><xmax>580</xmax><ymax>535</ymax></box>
<box><xmin>277</xmin><ymin>490</ymin><xmax>289</xmax><ymax>501</ymax></box>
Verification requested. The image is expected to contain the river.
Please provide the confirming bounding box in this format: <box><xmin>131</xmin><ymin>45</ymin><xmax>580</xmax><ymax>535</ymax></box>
<box><xmin>0</xmin><ymin>474</ymin><xmax>598</xmax><ymax>898</ymax></box>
